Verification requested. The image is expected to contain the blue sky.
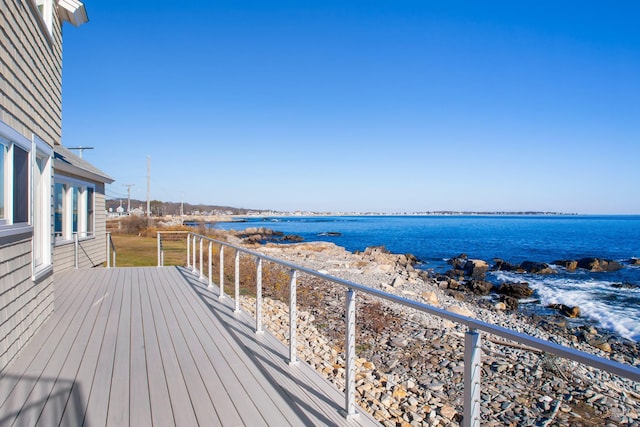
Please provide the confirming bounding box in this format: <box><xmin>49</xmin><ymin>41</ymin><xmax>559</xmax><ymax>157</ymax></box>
<box><xmin>61</xmin><ymin>1</ymin><xmax>640</xmax><ymax>214</ymax></box>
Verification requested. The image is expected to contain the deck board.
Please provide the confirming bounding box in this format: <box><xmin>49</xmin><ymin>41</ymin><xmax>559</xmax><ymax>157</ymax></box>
<box><xmin>0</xmin><ymin>266</ymin><xmax>380</xmax><ymax>427</ymax></box>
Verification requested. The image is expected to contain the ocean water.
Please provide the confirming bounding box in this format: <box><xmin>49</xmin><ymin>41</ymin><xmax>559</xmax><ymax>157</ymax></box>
<box><xmin>214</xmin><ymin>215</ymin><xmax>640</xmax><ymax>341</ymax></box>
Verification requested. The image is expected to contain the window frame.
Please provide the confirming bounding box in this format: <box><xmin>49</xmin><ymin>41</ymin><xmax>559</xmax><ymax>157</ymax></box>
<box><xmin>53</xmin><ymin>175</ymin><xmax>96</xmax><ymax>244</ymax></box>
<box><xmin>0</xmin><ymin>121</ymin><xmax>33</xmax><ymax>238</ymax></box>
<box><xmin>32</xmin><ymin>135</ymin><xmax>53</xmax><ymax>279</ymax></box>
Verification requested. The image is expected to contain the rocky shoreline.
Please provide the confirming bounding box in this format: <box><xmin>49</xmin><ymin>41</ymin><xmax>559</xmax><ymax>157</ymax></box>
<box><xmin>215</xmin><ymin>229</ymin><xmax>640</xmax><ymax>426</ymax></box>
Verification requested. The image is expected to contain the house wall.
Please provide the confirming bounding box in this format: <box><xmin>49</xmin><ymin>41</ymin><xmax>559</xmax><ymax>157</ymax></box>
<box><xmin>53</xmin><ymin>183</ymin><xmax>108</xmax><ymax>271</ymax></box>
<box><xmin>0</xmin><ymin>0</ymin><xmax>63</xmax><ymax>145</ymax></box>
<box><xmin>0</xmin><ymin>0</ymin><xmax>63</xmax><ymax>372</ymax></box>
<box><xmin>0</xmin><ymin>234</ymin><xmax>54</xmax><ymax>371</ymax></box>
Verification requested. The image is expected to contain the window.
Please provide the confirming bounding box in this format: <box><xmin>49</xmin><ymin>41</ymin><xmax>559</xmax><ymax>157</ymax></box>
<box><xmin>13</xmin><ymin>145</ymin><xmax>29</xmax><ymax>223</ymax></box>
<box><xmin>33</xmin><ymin>138</ymin><xmax>52</xmax><ymax>273</ymax></box>
<box><xmin>34</xmin><ymin>0</ymin><xmax>54</xmax><ymax>35</ymax></box>
<box><xmin>54</xmin><ymin>178</ymin><xmax>95</xmax><ymax>242</ymax></box>
<box><xmin>0</xmin><ymin>126</ymin><xmax>32</xmax><ymax>232</ymax></box>
<box><xmin>54</xmin><ymin>182</ymin><xmax>64</xmax><ymax>238</ymax></box>
<box><xmin>0</xmin><ymin>142</ymin><xmax>5</xmax><ymax>222</ymax></box>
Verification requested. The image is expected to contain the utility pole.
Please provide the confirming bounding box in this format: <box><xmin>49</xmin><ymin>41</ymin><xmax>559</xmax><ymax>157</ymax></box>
<box><xmin>146</xmin><ymin>155</ymin><xmax>151</xmax><ymax>217</ymax></box>
<box><xmin>124</xmin><ymin>184</ymin><xmax>134</xmax><ymax>213</ymax></box>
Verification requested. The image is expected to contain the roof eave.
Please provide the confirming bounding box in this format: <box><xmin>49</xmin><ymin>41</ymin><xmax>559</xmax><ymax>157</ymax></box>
<box><xmin>57</xmin><ymin>0</ymin><xmax>88</xmax><ymax>27</ymax></box>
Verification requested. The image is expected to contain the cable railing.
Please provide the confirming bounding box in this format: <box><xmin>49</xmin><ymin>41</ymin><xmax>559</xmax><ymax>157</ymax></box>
<box><xmin>178</xmin><ymin>232</ymin><xmax>640</xmax><ymax>427</ymax></box>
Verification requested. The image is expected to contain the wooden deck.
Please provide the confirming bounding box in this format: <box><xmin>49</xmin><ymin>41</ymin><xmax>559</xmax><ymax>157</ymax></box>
<box><xmin>0</xmin><ymin>267</ymin><xmax>380</xmax><ymax>426</ymax></box>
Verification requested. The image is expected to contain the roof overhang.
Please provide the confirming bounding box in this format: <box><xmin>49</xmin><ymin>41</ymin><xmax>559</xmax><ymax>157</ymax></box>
<box><xmin>57</xmin><ymin>0</ymin><xmax>88</xmax><ymax>27</ymax></box>
<box><xmin>53</xmin><ymin>145</ymin><xmax>115</xmax><ymax>184</ymax></box>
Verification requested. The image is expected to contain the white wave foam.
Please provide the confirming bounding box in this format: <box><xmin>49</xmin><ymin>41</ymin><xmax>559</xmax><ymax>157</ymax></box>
<box><xmin>489</xmin><ymin>271</ymin><xmax>640</xmax><ymax>341</ymax></box>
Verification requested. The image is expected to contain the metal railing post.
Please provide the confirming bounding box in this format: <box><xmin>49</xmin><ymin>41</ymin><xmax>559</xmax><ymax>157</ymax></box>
<box><xmin>157</xmin><ymin>232</ymin><xmax>161</xmax><ymax>267</ymax></box>
<box><xmin>192</xmin><ymin>235</ymin><xmax>197</xmax><ymax>274</ymax></box>
<box><xmin>234</xmin><ymin>250</ymin><xmax>240</xmax><ymax>313</ymax></box>
<box><xmin>208</xmin><ymin>241</ymin><xmax>213</xmax><ymax>289</ymax></box>
<box><xmin>464</xmin><ymin>329</ymin><xmax>482</xmax><ymax>427</ymax></box>
<box><xmin>106</xmin><ymin>232</ymin><xmax>111</xmax><ymax>268</ymax></box>
<box><xmin>219</xmin><ymin>245</ymin><xmax>225</xmax><ymax>298</ymax></box>
<box><xmin>256</xmin><ymin>257</ymin><xmax>263</xmax><ymax>333</ymax></box>
<box><xmin>199</xmin><ymin>237</ymin><xmax>204</xmax><ymax>280</ymax></box>
<box><xmin>289</xmin><ymin>269</ymin><xmax>298</xmax><ymax>365</ymax></box>
<box><xmin>74</xmin><ymin>232</ymin><xmax>79</xmax><ymax>269</ymax></box>
<box><xmin>345</xmin><ymin>288</ymin><xmax>358</xmax><ymax>419</ymax></box>
<box><xmin>187</xmin><ymin>233</ymin><xmax>191</xmax><ymax>268</ymax></box>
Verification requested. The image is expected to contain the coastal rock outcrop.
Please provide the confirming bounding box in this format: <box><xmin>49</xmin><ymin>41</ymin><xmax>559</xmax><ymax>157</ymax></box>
<box><xmin>548</xmin><ymin>303</ymin><xmax>581</xmax><ymax>318</ymax></box>
<box><xmin>577</xmin><ymin>257</ymin><xmax>623</xmax><ymax>272</ymax></box>
<box><xmin>519</xmin><ymin>261</ymin><xmax>557</xmax><ymax>274</ymax></box>
<box><xmin>463</xmin><ymin>259</ymin><xmax>489</xmax><ymax>278</ymax></box>
<box><xmin>492</xmin><ymin>258</ymin><xmax>520</xmax><ymax>272</ymax></box>
<box><xmin>465</xmin><ymin>279</ymin><xmax>493</xmax><ymax>295</ymax></box>
<box><xmin>628</xmin><ymin>258</ymin><xmax>640</xmax><ymax>266</ymax></box>
<box><xmin>553</xmin><ymin>259</ymin><xmax>579</xmax><ymax>271</ymax></box>
<box><xmin>497</xmin><ymin>282</ymin><xmax>534</xmax><ymax>299</ymax></box>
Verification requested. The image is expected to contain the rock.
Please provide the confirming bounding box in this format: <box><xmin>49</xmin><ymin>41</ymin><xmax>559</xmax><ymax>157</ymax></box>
<box><xmin>553</xmin><ymin>259</ymin><xmax>578</xmax><ymax>271</ymax></box>
<box><xmin>577</xmin><ymin>257</ymin><xmax>623</xmax><ymax>272</ymax></box>
<box><xmin>610</xmin><ymin>282</ymin><xmax>639</xmax><ymax>289</ymax></box>
<box><xmin>447</xmin><ymin>253</ymin><xmax>468</xmax><ymax>269</ymax></box>
<box><xmin>465</xmin><ymin>279</ymin><xmax>493</xmax><ymax>295</ymax></box>
<box><xmin>391</xmin><ymin>276</ymin><xmax>405</xmax><ymax>287</ymax></box>
<box><xmin>548</xmin><ymin>303</ymin><xmax>581</xmax><ymax>318</ymax></box>
<box><xmin>492</xmin><ymin>258</ymin><xmax>519</xmax><ymax>272</ymax></box>
<box><xmin>439</xmin><ymin>404</ymin><xmax>456</xmax><ymax>420</ymax></box>
<box><xmin>628</xmin><ymin>258</ymin><xmax>640</xmax><ymax>266</ymax></box>
<box><xmin>499</xmin><ymin>295</ymin><xmax>519</xmax><ymax>310</ymax></box>
<box><xmin>447</xmin><ymin>305</ymin><xmax>475</xmax><ymax>318</ymax></box>
<box><xmin>594</xmin><ymin>341</ymin><xmax>612</xmax><ymax>353</ymax></box>
<box><xmin>464</xmin><ymin>259</ymin><xmax>489</xmax><ymax>278</ymax></box>
<box><xmin>421</xmin><ymin>291</ymin><xmax>439</xmax><ymax>306</ymax></box>
<box><xmin>497</xmin><ymin>282</ymin><xmax>534</xmax><ymax>299</ymax></box>
<box><xmin>519</xmin><ymin>261</ymin><xmax>557</xmax><ymax>274</ymax></box>
<box><xmin>494</xmin><ymin>302</ymin><xmax>507</xmax><ymax>310</ymax></box>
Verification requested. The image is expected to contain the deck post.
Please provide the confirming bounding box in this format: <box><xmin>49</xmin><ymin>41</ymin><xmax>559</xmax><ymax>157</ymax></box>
<box><xmin>157</xmin><ymin>232</ymin><xmax>161</xmax><ymax>267</ymax></box>
<box><xmin>345</xmin><ymin>288</ymin><xmax>358</xmax><ymax>419</ymax></box>
<box><xmin>208</xmin><ymin>241</ymin><xmax>213</xmax><ymax>289</ymax></box>
<box><xmin>463</xmin><ymin>329</ymin><xmax>482</xmax><ymax>427</ymax></box>
<box><xmin>256</xmin><ymin>257</ymin><xmax>263</xmax><ymax>333</ymax></box>
<box><xmin>219</xmin><ymin>245</ymin><xmax>225</xmax><ymax>298</ymax></box>
<box><xmin>74</xmin><ymin>233</ymin><xmax>79</xmax><ymax>268</ymax></box>
<box><xmin>234</xmin><ymin>250</ymin><xmax>240</xmax><ymax>313</ymax></box>
<box><xmin>289</xmin><ymin>269</ymin><xmax>298</xmax><ymax>365</ymax></box>
<box><xmin>106</xmin><ymin>231</ymin><xmax>111</xmax><ymax>268</ymax></box>
<box><xmin>187</xmin><ymin>233</ymin><xmax>191</xmax><ymax>267</ymax></box>
<box><xmin>192</xmin><ymin>235</ymin><xmax>197</xmax><ymax>273</ymax></box>
<box><xmin>199</xmin><ymin>237</ymin><xmax>204</xmax><ymax>280</ymax></box>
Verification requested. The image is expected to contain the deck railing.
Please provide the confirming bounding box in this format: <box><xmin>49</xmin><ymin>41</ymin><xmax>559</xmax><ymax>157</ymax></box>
<box><xmin>179</xmin><ymin>232</ymin><xmax>640</xmax><ymax>427</ymax></box>
<box><xmin>105</xmin><ymin>231</ymin><xmax>116</xmax><ymax>267</ymax></box>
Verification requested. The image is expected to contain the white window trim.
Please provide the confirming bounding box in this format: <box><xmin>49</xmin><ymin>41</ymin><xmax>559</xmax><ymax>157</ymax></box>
<box><xmin>54</xmin><ymin>175</ymin><xmax>96</xmax><ymax>245</ymax></box>
<box><xmin>0</xmin><ymin>121</ymin><xmax>33</xmax><ymax>238</ymax></box>
<box><xmin>32</xmin><ymin>134</ymin><xmax>53</xmax><ymax>279</ymax></box>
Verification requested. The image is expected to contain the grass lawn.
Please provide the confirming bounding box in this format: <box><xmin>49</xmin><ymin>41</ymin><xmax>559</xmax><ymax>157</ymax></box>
<box><xmin>110</xmin><ymin>234</ymin><xmax>188</xmax><ymax>267</ymax></box>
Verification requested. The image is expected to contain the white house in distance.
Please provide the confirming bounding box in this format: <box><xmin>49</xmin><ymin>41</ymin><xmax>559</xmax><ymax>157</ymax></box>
<box><xmin>1</xmin><ymin>0</ymin><xmax>111</xmax><ymax>371</ymax></box>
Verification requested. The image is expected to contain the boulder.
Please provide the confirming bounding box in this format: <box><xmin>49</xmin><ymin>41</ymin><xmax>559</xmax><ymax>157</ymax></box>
<box><xmin>465</xmin><ymin>279</ymin><xmax>493</xmax><ymax>295</ymax></box>
<box><xmin>577</xmin><ymin>257</ymin><xmax>623</xmax><ymax>272</ymax></box>
<box><xmin>497</xmin><ymin>282</ymin><xmax>534</xmax><ymax>299</ymax></box>
<box><xmin>548</xmin><ymin>303</ymin><xmax>581</xmax><ymax>318</ymax></box>
<box><xmin>447</xmin><ymin>253</ymin><xmax>468</xmax><ymax>269</ymax></box>
<box><xmin>464</xmin><ymin>259</ymin><xmax>489</xmax><ymax>278</ymax></box>
<box><xmin>553</xmin><ymin>260</ymin><xmax>578</xmax><ymax>271</ymax></box>
<box><xmin>492</xmin><ymin>258</ymin><xmax>519</xmax><ymax>272</ymax></box>
<box><xmin>629</xmin><ymin>258</ymin><xmax>640</xmax><ymax>266</ymax></box>
<box><xmin>421</xmin><ymin>291</ymin><xmax>439</xmax><ymax>306</ymax></box>
<box><xmin>610</xmin><ymin>282</ymin><xmax>639</xmax><ymax>289</ymax></box>
<box><xmin>447</xmin><ymin>305</ymin><xmax>475</xmax><ymax>318</ymax></box>
<box><xmin>519</xmin><ymin>261</ymin><xmax>557</xmax><ymax>274</ymax></box>
<box><xmin>499</xmin><ymin>295</ymin><xmax>519</xmax><ymax>310</ymax></box>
